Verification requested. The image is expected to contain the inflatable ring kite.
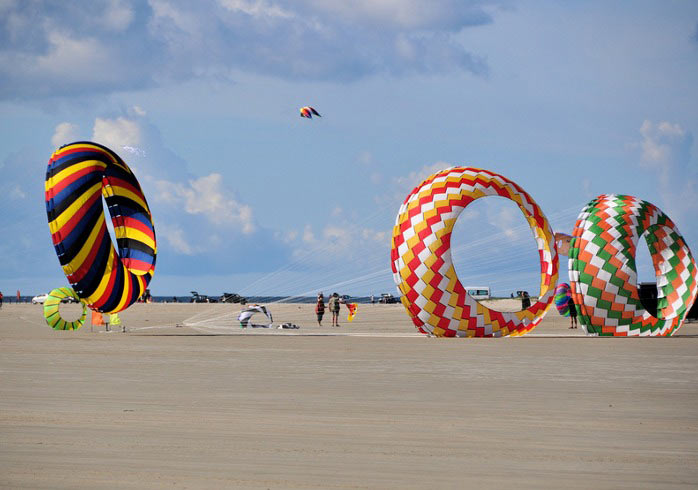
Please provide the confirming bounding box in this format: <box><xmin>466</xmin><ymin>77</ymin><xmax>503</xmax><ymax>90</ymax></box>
<box><xmin>569</xmin><ymin>194</ymin><xmax>697</xmax><ymax>336</ymax></box>
<box><xmin>45</xmin><ymin>142</ymin><xmax>157</xmax><ymax>314</ymax></box>
<box><xmin>391</xmin><ymin>167</ymin><xmax>559</xmax><ymax>337</ymax></box>
<box><xmin>43</xmin><ymin>287</ymin><xmax>88</xmax><ymax>330</ymax></box>
<box><xmin>554</xmin><ymin>282</ymin><xmax>573</xmax><ymax>317</ymax></box>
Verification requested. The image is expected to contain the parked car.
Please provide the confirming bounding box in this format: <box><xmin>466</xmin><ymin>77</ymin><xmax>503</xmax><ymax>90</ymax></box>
<box><xmin>220</xmin><ymin>292</ymin><xmax>247</xmax><ymax>304</ymax></box>
<box><xmin>379</xmin><ymin>293</ymin><xmax>400</xmax><ymax>304</ymax></box>
<box><xmin>465</xmin><ymin>287</ymin><xmax>490</xmax><ymax>300</ymax></box>
<box><xmin>190</xmin><ymin>291</ymin><xmax>217</xmax><ymax>303</ymax></box>
<box><xmin>32</xmin><ymin>293</ymin><xmax>48</xmax><ymax>304</ymax></box>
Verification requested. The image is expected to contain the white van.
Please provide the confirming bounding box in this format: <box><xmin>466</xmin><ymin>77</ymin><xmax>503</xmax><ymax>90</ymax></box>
<box><xmin>466</xmin><ymin>287</ymin><xmax>490</xmax><ymax>300</ymax></box>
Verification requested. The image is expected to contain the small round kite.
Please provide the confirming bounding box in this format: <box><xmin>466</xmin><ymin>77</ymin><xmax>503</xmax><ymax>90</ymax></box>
<box><xmin>45</xmin><ymin>141</ymin><xmax>157</xmax><ymax>314</ymax></box>
<box><xmin>391</xmin><ymin>167</ymin><xmax>559</xmax><ymax>337</ymax></box>
<box><xmin>569</xmin><ymin>194</ymin><xmax>697</xmax><ymax>336</ymax></box>
<box><xmin>554</xmin><ymin>282</ymin><xmax>572</xmax><ymax>317</ymax></box>
<box><xmin>300</xmin><ymin>106</ymin><xmax>321</xmax><ymax>119</ymax></box>
<box><xmin>43</xmin><ymin>287</ymin><xmax>87</xmax><ymax>330</ymax></box>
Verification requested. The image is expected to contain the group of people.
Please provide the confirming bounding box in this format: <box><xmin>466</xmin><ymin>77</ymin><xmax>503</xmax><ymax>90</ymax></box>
<box><xmin>315</xmin><ymin>292</ymin><xmax>342</xmax><ymax>327</ymax></box>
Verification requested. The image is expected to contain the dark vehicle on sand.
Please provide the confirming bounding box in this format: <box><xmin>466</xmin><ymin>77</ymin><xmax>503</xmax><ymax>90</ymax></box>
<box><xmin>220</xmin><ymin>292</ymin><xmax>247</xmax><ymax>305</ymax></box>
<box><xmin>380</xmin><ymin>293</ymin><xmax>400</xmax><ymax>304</ymax></box>
<box><xmin>190</xmin><ymin>291</ymin><xmax>217</xmax><ymax>303</ymax></box>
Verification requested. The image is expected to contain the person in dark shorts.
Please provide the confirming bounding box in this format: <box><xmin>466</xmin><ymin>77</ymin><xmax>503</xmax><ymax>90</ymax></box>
<box><xmin>328</xmin><ymin>292</ymin><xmax>341</xmax><ymax>327</ymax></box>
<box><xmin>568</xmin><ymin>297</ymin><xmax>578</xmax><ymax>329</ymax></box>
<box><xmin>521</xmin><ymin>291</ymin><xmax>531</xmax><ymax>309</ymax></box>
<box><xmin>315</xmin><ymin>293</ymin><xmax>325</xmax><ymax>326</ymax></box>
<box><xmin>0</xmin><ymin>291</ymin><xmax>3</xmax><ymax>309</ymax></box>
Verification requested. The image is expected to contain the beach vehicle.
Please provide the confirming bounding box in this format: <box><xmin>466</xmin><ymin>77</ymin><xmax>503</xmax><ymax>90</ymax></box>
<box><xmin>32</xmin><ymin>293</ymin><xmax>49</xmax><ymax>304</ymax></box>
<box><xmin>465</xmin><ymin>287</ymin><xmax>490</xmax><ymax>300</ymax></box>
<box><xmin>190</xmin><ymin>291</ymin><xmax>217</xmax><ymax>303</ymax></box>
<box><xmin>379</xmin><ymin>293</ymin><xmax>400</xmax><ymax>304</ymax></box>
<box><xmin>220</xmin><ymin>292</ymin><xmax>247</xmax><ymax>304</ymax></box>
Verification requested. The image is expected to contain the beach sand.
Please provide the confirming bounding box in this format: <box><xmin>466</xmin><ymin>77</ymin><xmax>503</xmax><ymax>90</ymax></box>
<box><xmin>2</xmin><ymin>302</ymin><xmax>698</xmax><ymax>488</ymax></box>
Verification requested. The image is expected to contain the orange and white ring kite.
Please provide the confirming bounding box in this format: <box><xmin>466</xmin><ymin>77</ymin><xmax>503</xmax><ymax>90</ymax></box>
<box><xmin>391</xmin><ymin>167</ymin><xmax>559</xmax><ymax>337</ymax></box>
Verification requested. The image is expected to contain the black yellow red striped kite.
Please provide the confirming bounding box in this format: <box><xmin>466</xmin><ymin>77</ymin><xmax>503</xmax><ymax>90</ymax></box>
<box><xmin>45</xmin><ymin>141</ymin><xmax>156</xmax><ymax>313</ymax></box>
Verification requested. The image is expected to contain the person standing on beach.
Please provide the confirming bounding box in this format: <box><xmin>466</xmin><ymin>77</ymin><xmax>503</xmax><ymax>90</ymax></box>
<box><xmin>328</xmin><ymin>292</ymin><xmax>341</xmax><ymax>327</ymax></box>
<box><xmin>521</xmin><ymin>291</ymin><xmax>531</xmax><ymax>310</ymax></box>
<box><xmin>0</xmin><ymin>291</ymin><xmax>3</xmax><ymax>309</ymax></box>
<box><xmin>315</xmin><ymin>293</ymin><xmax>325</xmax><ymax>326</ymax></box>
<box><xmin>568</xmin><ymin>297</ymin><xmax>578</xmax><ymax>329</ymax></box>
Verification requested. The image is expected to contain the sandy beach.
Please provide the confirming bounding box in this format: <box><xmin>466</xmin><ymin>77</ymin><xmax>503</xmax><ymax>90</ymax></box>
<box><xmin>2</xmin><ymin>301</ymin><xmax>698</xmax><ymax>488</ymax></box>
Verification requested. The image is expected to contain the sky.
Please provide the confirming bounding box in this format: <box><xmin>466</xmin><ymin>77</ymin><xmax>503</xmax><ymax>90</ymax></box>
<box><xmin>1</xmin><ymin>0</ymin><xmax>697</xmax><ymax>299</ymax></box>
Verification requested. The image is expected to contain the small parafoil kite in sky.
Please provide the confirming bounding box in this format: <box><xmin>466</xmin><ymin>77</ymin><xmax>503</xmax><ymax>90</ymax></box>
<box><xmin>554</xmin><ymin>232</ymin><xmax>573</xmax><ymax>256</ymax></box>
<box><xmin>300</xmin><ymin>106</ymin><xmax>321</xmax><ymax>119</ymax></box>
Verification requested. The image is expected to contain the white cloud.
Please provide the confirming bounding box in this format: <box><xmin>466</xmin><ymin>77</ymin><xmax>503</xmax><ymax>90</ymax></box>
<box><xmin>155</xmin><ymin>173</ymin><xmax>256</xmax><ymax>234</ymax></box>
<box><xmin>103</xmin><ymin>0</ymin><xmax>134</xmax><ymax>31</ymax></box>
<box><xmin>361</xmin><ymin>228</ymin><xmax>388</xmax><ymax>243</ymax></box>
<box><xmin>395</xmin><ymin>161</ymin><xmax>451</xmax><ymax>190</ymax></box>
<box><xmin>35</xmin><ymin>32</ymin><xmax>112</xmax><ymax>82</ymax></box>
<box><xmin>8</xmin><ymin>183</ymin><xmax>25</xmax><ymax>200</ymax></box>
<box><xmin>51</xmin><ymin>122</ymin><xmax>80</xmax><ymax>148</ymax></box>
<box><xmin>640</xmin><ymin>120</ymin><xmax>687</xmax><ymax>168</ymax></box>
<box><xmin>0</xmin><ymin>0</ymin><xmax>494</xmax><ymax>99</ymax></box>
<box><xmin>92</xmin><ymin>116</ymin><xmax>142</xmax><ymax>148</ymax></box>
<box><xmin>486</xmin><ymin>202</ymin><xmax>520</xmax><ymax>239</ymax></box>
<box><xmin>636</xmin><ymin>119</ymin><xmax>697</xmax><ymax>225</ymax></box>
<box><xmin>130</xmin><ymin>105</ymin><xmax>147</xmax><ymax>117</ymax></box>
<box><xmin>218</xmin><ymin>0</ymin><xmax>294</xmax><ymax>19</ymax></box>
<box><xmin>302</xmin><ymin>224</ymin><xmax>315</xmax><ymax>243</ymax></box>
<box><xmin>293</xmin><ymin>221</ymin><xmax>389</xmax><ymax>263</ymax></box>
<box><xmin>158</xmin><ymin>222</ymin><xmax>195</xmax><ymax>255</ymax></box>
<box><xmin>300</xmin><ymin>0</ymin><xmax>492</xmax><ymax>31</ymax></box>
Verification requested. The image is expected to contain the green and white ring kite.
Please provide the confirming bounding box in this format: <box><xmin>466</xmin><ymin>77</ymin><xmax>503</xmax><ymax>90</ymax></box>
<box><xmin>43</xmin><ymin>287</ymin><xmax>87</xmax><ymax>330</ymax></box>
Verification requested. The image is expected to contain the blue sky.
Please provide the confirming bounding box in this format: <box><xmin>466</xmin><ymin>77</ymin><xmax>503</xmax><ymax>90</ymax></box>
<box><xmin>1</xmin><ymin>0</ymin><xmax>697</xmax><ymax>298</ymax></box>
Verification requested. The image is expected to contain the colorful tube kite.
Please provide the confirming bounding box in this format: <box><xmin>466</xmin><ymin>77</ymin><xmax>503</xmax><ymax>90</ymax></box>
<box><xmin>391</xmin><ymin>167</ymin><xmax>559</xmax><ymax>337</ymax></box>
<box><xmin>568</xmin><ymin>194</ymin><xmax>697</xmax><ymax>336</ymax></box>
<box><xmin>45</xmin><ymin>142</ymin><xmax>157</xmax><ymax>314</ymax></box>
<box><xmin>43</xmin><ymin>287</ymin><xmax>87</xmax><ymax>330</ymax></box>
<box><xmin>554</xmin><ymin>282</ymin><xmax>572</xmax><ymax>317</ymax></box>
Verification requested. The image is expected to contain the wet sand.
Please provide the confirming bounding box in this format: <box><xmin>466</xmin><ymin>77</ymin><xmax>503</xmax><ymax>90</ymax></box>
<box><xmin>1</xmin><ymin>302</ymin><xmax>698</xmax><ymax>488</ymax></box>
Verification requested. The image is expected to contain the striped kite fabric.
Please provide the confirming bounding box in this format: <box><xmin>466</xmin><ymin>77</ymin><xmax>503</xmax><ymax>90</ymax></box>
<box><xmin>568</xmin><ymin>194</ymin><xmax>697</xmax><ymax>336</ymax></box>
<box><xmin>391</xmin><ymin>167</ymin><xmax>559</xmax><ymax>337</ymax></box>
<box><xmin>43</xmin><ymin>287</ymin><xmax>87</xmax><ymax>330</ymax></box>
<box><xmin>45</xmin><ymin>141</ymin><xmax>156</xmax><ymax>314</ymax></box>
